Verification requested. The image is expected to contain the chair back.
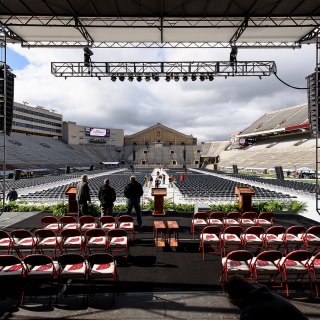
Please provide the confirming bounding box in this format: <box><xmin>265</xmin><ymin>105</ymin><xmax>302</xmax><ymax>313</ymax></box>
<box><xmin>79</xmin><ymin>215</ymin><xmax>96</xmax><ymax>225</ymax></box>
<box><xmin>224</xmin><ymin>226</ymin><xmax>243</xmax><ymax>235</ymax></box>
<box><xmin>242</xmin><ymin>211</ymin><xmax>257</xmax><ymax>219</ymax></box>
<box><xmin>209</xmin><ymin>211</ymin><xmax>224</xmax><ymax>220</ymax></box>
<box><xmin>244</xmin><ymin>226</ymin><xmax>264</xmax><ymax>236</ymax></box>
<box><xmin>265</xmin><ymin>225</ymin><xmax>286</xmax><ymax>235</ymax></box>
<box><xmin>86</xmin><ymin>228</ymin><xmax>106</xmax><ymax>238</ymax></box>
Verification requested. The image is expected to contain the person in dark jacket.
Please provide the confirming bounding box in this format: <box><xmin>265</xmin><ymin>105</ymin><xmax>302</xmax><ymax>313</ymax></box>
<box><xmin>124</xmin><ymin>175</ymin><xmax>144</xmax><ymax>228</ymax></box>
<box><xmin>98</xmin><ymin>178</ymin><xmax>116</xmax><ymax>216</ymax></box>
<box><xmin>223</xmin><ymin>276</ymin><xmax>308</xmax><ymax>320</ymax></box>
<box><xmin>7</xmin><ymin>187</ymin><xmax>18</xmax><ymax>201</ymax></box>
<box><xmin>76</xmin><ymin>174</ymin><xmax>91</xmax><ymax>217</ymax></box>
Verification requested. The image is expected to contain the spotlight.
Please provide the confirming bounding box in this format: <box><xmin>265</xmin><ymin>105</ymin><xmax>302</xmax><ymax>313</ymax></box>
<box><xmin>128</xmin><ymin>76</ymin><xmax>134</xmax><ymax>82</ymax></box>
<box><xmin>137</xmin><ymin>76</ymin><xmax>142</xmax><ymax>82</ymax></box>
<box><xmin>208</xmin><ymin>75</ymin><xmax>214</xmax><ymax>81</ymax></box>
<box><xmin>145</xmin><ymin>75</ymin><xmax>151</xmax><ymax>82</ymax></box>
<box><xmin>119</xmin><ymin>75</ymin><xmax>125</xmax><ymax>81</ymax></box>
<box><xmin>153</xmin><ymin>75</ymin><xmax>159</xmax><ymax>82</ymax></box>
<box><xmin>165</xmin><ymin>75</ymin><xmax>171</xmax><ymax>82</ymax></box>
<box><xmin>259</xmin><ymin>75</ymin><xmax>262</xmax><ymax>80</ymax></box>
<box><xmin>174</xmin><ymin>75</ymin><xmax>179</xmax><ymax>82</ymax></box>
<box><xmin>111</xmin><ymin>75</ymin><xmax>117</xmax><ymax>82</ymax></box>
<box><xmin>98</xmin><ymin>76</ymin><xmax>101</xmax><ymax>80</ymax></box>
<box><xmin>183</xmin><ymin>75</ymin><xmax>188</xmax><ymax>82</ymax></box>
<box><xmin>191</xmin><ymin>75</ymin><xmax>197</xmax><ymax>81</ymax></box>
<box><xmin>199</xmin><ymin>75</ymin><xmax>205</xmax><ymax>81</ymax></box>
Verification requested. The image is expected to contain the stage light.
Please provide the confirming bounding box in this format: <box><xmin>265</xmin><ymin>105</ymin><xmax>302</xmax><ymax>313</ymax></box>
<box><xmin>145</xmin><ymin>75</ymin><xmax>151</xmax><ymax>82</ymax></box>
<box><xmin>137</xmin><ymin>76</ymin><xmax>142</xmax><ymax>82</ymax></box>
<box><xmin>98</xmin><ymin>76</ymin><xmax>101</xmax><ymax>80</ymax></box>
<box><xmin>200</xmin><ymin>75</ymin><xmax>205</xmax><ymax>81</ymax></box>
<box><xmin>119</xmin><ymin>75</ymin><xmax>125</xmax><ymax>81</ymax></box>
<box><xmin>191</xmin><ymin>75</ymin><xmax>197</xmax><ymax>81</ymax></box>
<box><xmin>208</xmin><ymin>75</ymin><xmax>214</xmax><ymax>81</ymax></box>
<box><xmin>153</xmin><ymin>75</ymin><xmax>159</xmax><ymax>82</ymax></box>
<box><xmin>183</xmin><ymin>75</ymin><xmax>188</xmax><ymax>82</ymax></box>
<box><xmin>128</xmin><ymin>76</ymin><xmax>134</xmax><ymax>82</ymax></box>
<box><xmin>259</xmin><ymin>75</ymin><xmax>262</xmax><ymax>80</ymax></box>
<box><xmin>111</xmin><ymin>75</ymin><xmax>117</xmax><ymax>82</ymax></box>
<box><xmin>174</xmin><ymin>75</ymin><xmax>179</xmax><ymax>82</ymax></box>
<box><xmin>165</xmin><ymin>75</ymin><xmax>171</xmax><ymax>82</ymax></box>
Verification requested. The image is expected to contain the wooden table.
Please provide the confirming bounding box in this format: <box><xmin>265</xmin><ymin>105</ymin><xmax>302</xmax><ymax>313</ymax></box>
<box><xmin>153</xmin><ymin>221</ymin><xmax>166</xmax><ymax>249</ymax></box>
<box><xmin>167</xmin><ymin>220</ymin><xmax>179</xmax><ymax>247</ymax></box>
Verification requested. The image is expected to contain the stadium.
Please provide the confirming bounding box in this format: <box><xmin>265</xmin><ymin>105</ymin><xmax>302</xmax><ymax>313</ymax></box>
<box><xmin>0</xmin><ymin>1</ymin><xmax>320</xmax><ymax>319</ymax></box>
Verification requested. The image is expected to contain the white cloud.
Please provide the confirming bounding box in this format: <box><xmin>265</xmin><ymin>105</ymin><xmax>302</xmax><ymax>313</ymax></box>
<box><xmin>9</xmin><ymin>43</ymin><xmax>315</xmax><ymax>143</ymax></box>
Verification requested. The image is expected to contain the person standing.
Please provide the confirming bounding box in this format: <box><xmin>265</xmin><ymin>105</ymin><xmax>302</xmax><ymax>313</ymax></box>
<box><xmin>124</xmin><ymin>175</ymin><xmax>144</xmax><ymax>228</ymax></box>
<box><xmin>7</xmin><ymin>187</ymin><xmax>18</xmax><ymax>201</ymax></box>
<box><xmin>223</xmin><ymin>276</ymin><xmax>308</xmax><ymax>320</ymax></box>
<box><xmin>98</xmin><ymin>179</ymin><xmax>116</xmax><ymax>216</ymax></box>
<box><xmin>76</xmin><ymin>174</ymin><xmax>91</xmax><ymax>217</ymax></box>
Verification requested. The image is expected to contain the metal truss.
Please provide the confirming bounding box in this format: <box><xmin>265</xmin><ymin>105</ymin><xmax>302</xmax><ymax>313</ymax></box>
<box><xmin>51</xmin><ymin>61</ymin><xmax>277</xmax><ymax>78</ymax></box>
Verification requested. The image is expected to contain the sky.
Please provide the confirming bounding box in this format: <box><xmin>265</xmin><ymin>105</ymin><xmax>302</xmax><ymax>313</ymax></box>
<box><xmin>6</xmin><ymin>43</ymin><xmax>316</xmax><ymax>143</ymax></box>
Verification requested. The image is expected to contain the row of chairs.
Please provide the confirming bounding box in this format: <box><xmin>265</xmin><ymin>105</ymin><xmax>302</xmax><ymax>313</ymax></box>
<box><xmin>220</xmin><ymin>249</ymin><xmax>320</xmax><ymax>297</ymax></box>
<box><xmin>0</xmin><ymin>228</ymin><xmax>129</xmax><ymax>260</ymax></box>
<box><xmin>41</xmin><ymin>215</ymin><xmax>135</xmax><ymax>239</ymax></box>
<box><xmin>192</xmin><ymin>211</ymin><xmax>274</xmax><ymax>239</ymax></box>
<box><xmin>199</xmin><ymin>225</ymin><xmax>320</xmax><ymax>259</ymax></box>
<box><xmin>0</xmin><ymin>252</ymin><xmax>117</xmax><ymax>305</ymax></box>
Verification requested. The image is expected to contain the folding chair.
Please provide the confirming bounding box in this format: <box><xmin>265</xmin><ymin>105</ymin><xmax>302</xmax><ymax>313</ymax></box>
<box><xmin>261</xmin><ymin>225</ymin><xmax>286</xmax><ymax>252</ymax></box>
<box><xmin>278</xmin><ymin>249</ymin><xmax>312</xmax><ymax>297</ymax></box>
<box><xmin>79</xmin><ymin>215</ymin><xmax>98</xmax><ymax>234</ymax></box>
<box><xmin>57</xmin><ymin>253</ymin><xmax>88</xmax><ymax>300</ymax></box>
<box><xmin>107</xmin><ymin>229</ymin><xmax>129</xmax><ymax>260</ymax></box>
<box><xmin>117</xmin><ymin>215</ymin><xmax>135</xmax><ymax>240</ymax></box>
<box><xmin>199</xmin><ymin>226</ymin><xmax>221</xmax><ymax>261</ymax></box>
<box><xmin>35</xmin><ymin>229</ymin><xmax>62</xmax><ymax>259</ymax></box>
<box><xmin>85</xmin><ymin>228</ymin><xmax>108</xmax><ymax>255</ymax></box>
<box><xmin>308</xmin><ymin>251</ymin><xmax>320</xmax><ymax>297</ymax></box>
<box><xmin>240</xmin><ymin>226</ymin><xmax>264</xmax><ymax>253</ymax></box>
<box><xmin>60</xmin><ymin>216</ymin><xmax>80</xmax><ymax>231</ymax></box>
<box><xmin>207</xmin><ymin>211</ymin><xmax>224</xmax><ymax>229</ymax></box>
<box><xmin>303</xmin><ymin>226</ymin><xmax>320</xmax><ymax>253</ymax></box>
<box><xmin>100</xmin><ymin>216</ymin><xmax>117</xmax><ymax>231</ymax></box>
<box><xmin>283</xmin><ymin>225</ymin><xmax>306</xmax><ymax>254</ymax></box>
<box><xmin>0</xmin><ymin>230</ymin><xmax>13</xmax><ymax>254</ymax></box>
<box><xmin>61</xmin><ymin>229</ymin><xmax>85</xmax><ymax>254</ymax></box>
<box><xmin>41</xmin><ymin>216</ymin><xmax>61</xmax><ymax>233</ymax></box>
<box><xmin>220</xmin><ymin>226</ymin><xmax>243</xmax><ymax>257</ymax></box>
<box><xmin>223</xmin><ymin>211</ymin><xmax>241</xmax><ymax>228</ymax></box>
<box><xmin>254</xmin><ymin>212</ymin><xmax>274</xmax><ymax>229</ymax></box>
<box><xmin>191</xmin><ymin>212</ymin><xmax>208</xmax><ymax>239</ymax></box>
<box><xmin>250</xmin><ymin>250</ymin><xmax>283</xmax><ymax>289</ymax></box>
<box><xmin>0</xmin><ymin>255</ymin><xmax>25</xmax><ymax>304</ymax></box>
<box><xmin>23</xmin><ymin>254</ymin><xmax>60</xmax><ymax>303</ymax></box>
<box><xmin>11</xmin><ymin>229</ymin><xmax>37</xmax><ymax>258</ymax></box>
<box><xmin>87</xmin><ymin>253</ymin><xmax>117</xmax><ymax>303</ymax></box>
<box><xmin>239</xmin><ymin>211</ymin><xmax>257</xmax><ymax>228</ymax></box>
<box><xmin>221</xmin><ymin>249</ymin><xmax>253</xmax><ymax>282</ymax></box>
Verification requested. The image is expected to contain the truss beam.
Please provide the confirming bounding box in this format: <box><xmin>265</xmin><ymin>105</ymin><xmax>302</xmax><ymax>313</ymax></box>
<box><xmin>51</xmin><ymin>61</ymin><xmax>276</xmax><ymax>78</ymax></box>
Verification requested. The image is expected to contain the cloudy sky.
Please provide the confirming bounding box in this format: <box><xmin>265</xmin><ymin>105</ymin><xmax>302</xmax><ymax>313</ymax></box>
<box><xmin>7</xmin><ymin>43</ymin><xmax>315</xmax><ymax>143</ymax></box>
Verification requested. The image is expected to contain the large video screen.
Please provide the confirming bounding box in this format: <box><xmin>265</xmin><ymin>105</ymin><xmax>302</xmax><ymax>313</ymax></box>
<box><xmin>85</xmin><ymin>128</ymin><xmax>110</xmax><ymax>137</ymax></box>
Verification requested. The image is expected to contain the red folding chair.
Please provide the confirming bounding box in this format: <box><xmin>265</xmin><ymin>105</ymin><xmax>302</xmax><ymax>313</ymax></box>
<box><xmin>254</xmin><ymin>212</ymin><xmax>274</xmax><ymax>229</ymax></box>
<box><xmin>79</xmin><ymin>215</ymin><xmax>98</xmax><ymax>234</ymax></box>
<box><xmin>239</xmin><ymin>211</ymin><xmax>257</xmax><ymax>228</ymax></box>
<box><xmin>223</xmin><ymin>211</ymin><xmax>241</xmax><ymax>228</ymax></box>
<box><xmin>85</xmin><ymin>228</ymin><xmax>108</xmax><ymax>255</ymax></box>
<box><xmin>303</xmin><ymin>226</ymin><xmax>320</xmax><ymax>253</ymax></box>
<box><xmin>278</xmin><ymin>249</ymin><xmax>312</xmax><ymax>297</ymax></box>
<box><xmin>221</xmin><ymin>249</ymin><xmax>253</xmax><ymax>282</ymax></box>
<box><xmin>60</xmin><ymin>216</ymin><xmax>80</xmax><ymax>231</ymax></box>
<box><xmin>107</xmin><ymin>229</ymin><xmax>129</xmax><ymax>260</ymax></box>
<box><xmin>261</xmin><ymin>225</ymin><xmax>286</xmax><ymax>252</ymax></box>
<box><xmin>207</xmin><ymin>211</ymin><xmax>224</xmax><ymax>229</ymax></box>
<box><xmin>191</xmin><ymin>212</ymin><xmax>208</xmax><ymax>239</ymax></box>
<box><xmin>117</xmin><ymin>215</ymin><xmax>135</xmax><ymax>240</ymax></box>
<box><xmin>308</xmin><ymin>251</ymin><xmax>320</xmax><ymax>297</ymax></box>
<box><xmin>240</xmin><ymin>226</ymin><xmax>264</xmax><ymax>253</ymax></box>
<box><xmin>100</xmin><ymin>216</ymin><xmax>117</xmax><ymax>231</ymax></box>
<box><xmin>61</xmin><ymin>229</ymin><xmax>85</xmax><ymax>254</ymax></box>
<box><xmin>11</xmin><ymin>229</ymin><xmax>37</xmax><ymax>258</ymax></box>
<box><xmin>199</xmin><ymin>226</ymin><xmax>221</xmax><ymax>261</ymax></box>
<box><xmin>220</xmin><ymin>226</ymin><xmax>243</xmax><ymax>257</ymax></box>
<box><xmin>0</xmin><ymin>230</ymin><xmax>13</xmax><ymax>254</ymax></box>
<box><xmin>283</xmin><ymin>225</ymin><xmax>306</xmax><ymax>254</ymax></box>
<box><xmin>35</xmin><ymin>229</ymin><xmax>62</xmax><ymax>259</ymax></box>
<box><xmin>41</xmin><ymin>216</ymin><xmax>61</xmax><ymax>233</ymax></box>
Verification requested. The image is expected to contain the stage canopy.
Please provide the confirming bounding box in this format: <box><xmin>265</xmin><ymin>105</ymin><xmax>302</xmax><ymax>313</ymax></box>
<box><xmin>0</xmin><ymin>0</ymin><xmax>319</xmax><ymax>48</ymax></box>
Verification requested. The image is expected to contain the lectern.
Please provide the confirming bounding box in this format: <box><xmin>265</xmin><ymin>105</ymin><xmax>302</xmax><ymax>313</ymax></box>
<box><xmin>151</xmin><ymin>187</ymin><xmax>167</xmax><ymax>216</ymax></box>
<box><xmin>235</xmin><ymin>186</ymin><xmax>255</xmax><ymax>212</ymax></box>
<box><xmin>65</xmin><ymin>186</ymin><xmax>78</xmax><ymax>215</ymax></box>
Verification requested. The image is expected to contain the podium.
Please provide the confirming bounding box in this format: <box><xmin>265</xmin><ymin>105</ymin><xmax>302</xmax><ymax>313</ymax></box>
<box><xmin>151</xmin><ymin>188</ymin><xmax>167</xmax><ymax>216</ymax></box>
<box><xmin>65</xmin><ymin>186</ymin><xmax>78</xmax><ymax>216</ymax></box>
<box><xmin>235</xmin><ymin>186</ymin><xmax>255</xmax><ymax>212</ymax></box>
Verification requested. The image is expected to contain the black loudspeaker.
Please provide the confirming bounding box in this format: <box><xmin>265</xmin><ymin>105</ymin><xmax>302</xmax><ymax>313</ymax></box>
<box><xmin>0</xmin><ymin>65</ymin><xmax>15</xmax><ymax>135</ymax></box>
<box><xmin>183</xmin><ymin>149</ymin><xmax>186</xmax><ymax>161</ymax></box>
<box><xmin>8</xmin><ymin>173</ymin><xmax>13</xmax><ymax>179</ymax></box>
<box><xmin>213</xmin><ymin>164</ymin><xmax>218</xmax><ymax>170</ymax></box>
<box><xmin>14</xmin><ymin>169</ymin><xmax>21</xmax><ymax>180</ymax></box>
<box><xmin>89</xmin><ymin>164</ymin><xmax>94</xmax><ymax>171</ymax></box>
<box><xmin>132</xmin><ymin>150</ymin><xmax>136</xmax><ymax>162</ymax></box>
<box><xmin>66</xmin><ymin>165</ymin><xmax>70</xmax><ymax>174</ymax></box>
<box><xmin>307</xmin><ymin>71</ymin><xmax>319</xmax><ymax>135</ymax></box>
<box><xmin>275</xmin><ymin>166</ymin><xmax>284</xmax><ymax>180</ymax></box>
<box><xmin>232</xmin><ymin>164</ymin><xmax>238</xmax><ymax>174</ymax></box>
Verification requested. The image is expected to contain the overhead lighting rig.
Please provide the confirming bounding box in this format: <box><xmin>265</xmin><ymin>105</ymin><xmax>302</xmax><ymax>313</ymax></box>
<box><xmin>51</xmin><ymin>60</ymin><xmax>277</xmax><ymax>80</ymax></box>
